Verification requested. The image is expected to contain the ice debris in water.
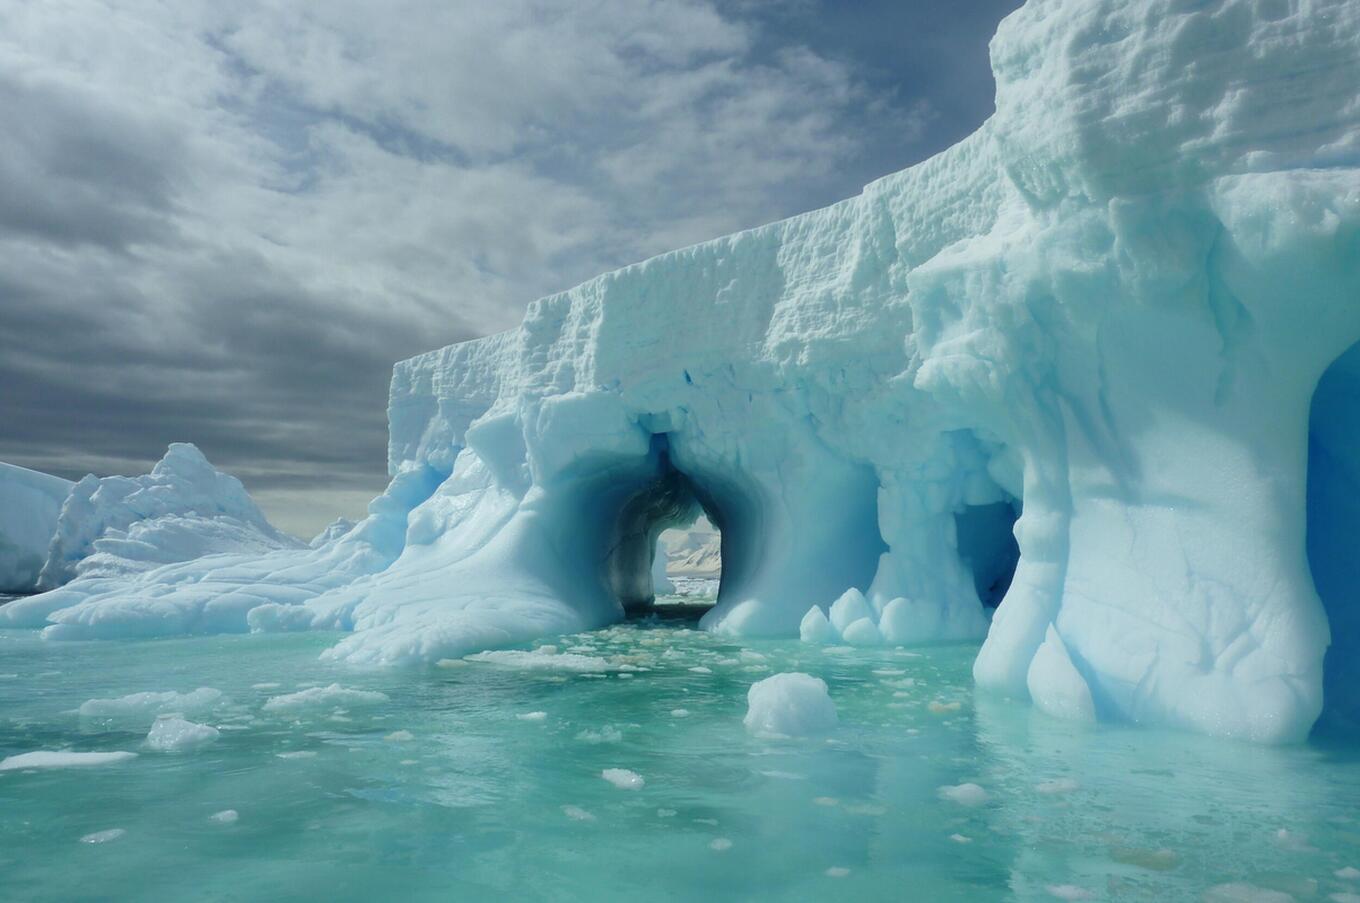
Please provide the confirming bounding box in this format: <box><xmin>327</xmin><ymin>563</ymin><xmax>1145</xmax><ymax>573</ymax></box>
<box><xmin>464</xmin><ymin>650</ymin><xmax>610</xmax><ymax>673</ymax></box>
<box><xmin>1044</xmin><ymin>886</ymin><xmax>1095</xmax><ymax>901</ymax></box>
<box><xmin>0</xmin><ymin>751</ymin><xmax>138</xmax><ymax>770</ymax></box>
<box><xmin>80</xmin><ymin>829</ymin><xmax>127</xmax><ymax>844</ymax></box>
<box><xmin>516</xmin><ymin>711</ymin><xmax>548</xmax><ymax>722</ymax></box>
<box><xmin>77</xmin><ymin>688</ymin><xmax>224</xmax><ymax>723</ymax></box>
<box><xmin>574</xmin><ymin>726</ymin><xmax>622</xmax><ymax>744</ymax></box>
<box><xmin>600</xmin><ymin>768</ymin><xmax>644</xmax><ymax>790</ymax></box>
<box><xmin>937</xmin><ymin>783</ymin><xmax>989</xmax><ymax>807</ymax></box>
<box><xmin>145</xmin><ymin>716</ymin><xmax>220</xmax><ymax>752</ymax></box>
<box><xmin>562</xmin><ymin>806</ymin><xmax>596</xmax><ymax>822</ymax></box>
<box><xmin>709</xmin><ymin>838</ymin><xmax>732</xmax><ymax>852</ymax></box>
<box><xmin>383</xmin><ymin>730</ymin><xmax>414</xmax><ymax>742</ymax></box>
<box><xmin>743</xmin><ymin>673</ymin><xmax>837</xmax><ymax>737</ymax></box>
<box><xmin>262</xmin><ymin>684</ymin><xmax>388</xmax><ymax>713</ymax></box>
<box><xmin>1203</xmin><ymin>884</ymin><xmax>1297</xmax><ymax>903</ymax></box>
<box><xmin>209</xmin><ymin>810</ymin><xmax>239</xmax><ymax>824</ymax></box>
<box><xmin>1338</xmin><ymin>867</ymin><xmax>1360</xmax><ymax>880</ymax></box>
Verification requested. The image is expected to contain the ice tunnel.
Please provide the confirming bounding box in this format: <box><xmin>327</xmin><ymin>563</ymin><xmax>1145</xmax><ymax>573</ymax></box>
<box><xmin>1307</xmin><ymin>340</ymin><xmax>1360</xmax><ymax>734</ymax></box>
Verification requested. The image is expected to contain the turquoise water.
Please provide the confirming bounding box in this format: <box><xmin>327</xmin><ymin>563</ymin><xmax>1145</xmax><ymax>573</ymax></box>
<box><xmin>2</xmin><ymin>605</ymin><xmax>1360</xmax><ymax>902</ymax></box>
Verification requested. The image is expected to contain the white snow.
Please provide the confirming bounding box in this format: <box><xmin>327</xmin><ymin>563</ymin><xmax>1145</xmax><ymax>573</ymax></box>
<box><xmin>4</xmin><ymin>0</ymin><xmax>1359</xmax><ymax>742</ymax></box>
<box><xmin>146</xmin><ymin>716</ymin><xmax>221</xmax><ymax>752</ymax></box>
<box><xmin>743</xmin><ymin>673</ymin><xmax>838</xmax><ymax>737</ymax></box>
<box><xmin>262</xmin><ymin>684</ymin><xmax>389</xmax><ymax>713</ymax></box>
<box><xmin>0</xmin><ymin>750</ymin><xmax>138</xmax><ymax>770</ymax></box>
<box><xmin>600</xmin><ymin>768</ymin><xmax>644</xmax><ymax>790</ymax></box>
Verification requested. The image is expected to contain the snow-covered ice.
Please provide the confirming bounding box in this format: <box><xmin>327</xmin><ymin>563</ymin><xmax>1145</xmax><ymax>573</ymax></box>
<box><xmin>77</xmin><ymin>688</ymin><xmax>224</xmax><ymax>724</ymax></box>
<box><xmin>261</xmin><ymin>684</ymin><xmax>389</xmax><ymax>713</ymax></box>
<box><xmin>2</xmin><ymin>0</ymin><xmax>1358</xmax><ymax>743</ymax></box>
<box><xmin>600</xmin><ymin>768</ymin><xmax>644</xmax><ymax>790</ymax></box>
<box><xmin>744</xmin><ymin>673</ymin><xmax>838</xmax><ymax>737</ymax></box>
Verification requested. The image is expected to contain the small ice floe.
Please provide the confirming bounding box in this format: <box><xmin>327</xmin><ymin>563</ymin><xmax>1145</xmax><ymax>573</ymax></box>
<box><xmin>146</xmin><ymin>716</ymin><xmax>220</xmax><ymax>752</ymax></box>
<box><xmin>1044</xmin><ymin>886</ymin><xmax>1095</xmax><ymax>901</ymax></box>
<box><xmin>743</xmin><ymin>673</ymin><xmax>837</xmax><ymax>738</ymax></box>
<box><xmin>562</xmin><ymin>805</ymin><xmax>596</xmax><ymax>822</ymax></box>
<box><xmin>574</xmin><ymin>726</ymin><xmax>622</xmax><ymax>744</ymax></box>
<box><xmin>601</xmin><ymin>768</ymin><xmax>644</xmax><ymax>790</ymax></box>
<box><xmin>709</xmin><ymin>838</ymin><xmax>732</xmax><ymax>852</ymax></box>
<box><xmin>937</xmin><ymin>783</ymin><xmax>989</xmax><ymax>807</ymax></box>
<box><xmin>813</xmin><ymin>797</ymin><xmax>839</xmax><ymax>807</ymax></box>
<box><xmin>79</xmin><ymin>829</ymin><xmax>126</xmax><ymax>844</ymax></box>
<box><xmin>657</xmin><ymin>809</ymin><xmax>677</xmax><ymax>818</ymax></box>
<box><xmin>1337</xmin><ymin>867</ymin><xmax>1360</xmax><ymax>880</ymax></box>
<box><xmin>275</xmin><ymin>751</ymin><xmax>317</xmax><ymax>760</ymax></box>
<box><xmin>670</xmin><ymin>709</ymin><xmax>690</xmax><ymax>718</ymax></box>
<box><xmin>949</xmin><ymin>833</ymin><xmax>972</xmax><ymax>844</ymax></box>
<box><xmin>1203</xmin><ymin>883</ymin><xmax>1297</xmax><ymax>902</ymax></box>
<box><xmin>1271</xmin><ymin>828</ymin><xmax>1317</xmax><ymax>852</ymax></box>
<box><xmin>1</xmin><ymin>751</ymin><xmax>137</xmax><ymax>771</ymax></box>
<box><xmin>928</xmin><ymin>701</ymin><xmax>961</xmax><ymax>714</ymax></box>
<box><xmin>262</xmin><ymin>684</ymin><xmax>388</xmax><ymax>713</ymax></box>
<box><xmin>209</xmin><ymin>810</ymin><xmax>239</xmax><ymax>824</ymax></box>
<box><xmin>1036</xmin><ymin>778</ymin><xmax>1080</xmax><ymax>795</ymax></box>
<box><xmin>78</xmin><ymin>688</ymin><xmax>223</xmax><ymax>723</ymax></box>
<box><xmin>825</xmin><ymin>867</ymin><xmax>850</xmax><ymax>878</ymax></box>
<box><xmin>251</xmin><ymin>683</ymin><xmax>281</xmax><ymax>690</ymax></box>
<box><xmin>516</xmin><ymin>712</ymin><xmax>548</xmax><ymax>722</ymax></box>
<box><xmin>688</xmin><ymin>666</ymin><xmax>713</xmax><ymax>675</ymax></box>
<box><xmin>384</xmin><ymin>730</ymin><xmax>414</xmax><ymax>742</ymax></box>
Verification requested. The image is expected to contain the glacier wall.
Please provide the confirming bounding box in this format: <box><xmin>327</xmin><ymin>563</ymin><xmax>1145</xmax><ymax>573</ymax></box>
<box><xmin>4</xmin><ymin>0</ymin><xmax>1357</xmax><ymax>743</ymax></box>
<box><xmin>0</xmin><ymin>462</ymin><xmax>73</xmax><ymax>592</ymax></box>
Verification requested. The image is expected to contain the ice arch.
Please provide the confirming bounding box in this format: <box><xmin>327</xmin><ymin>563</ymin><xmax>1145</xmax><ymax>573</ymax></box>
<box><xmin>1307</xmin><ymin>340</ymin><xmax>1360</xmax><ymax>734</ymax></box>
<box><xmin>7</xmin><ymin>0</ymin><xmax>1357</xmax><ymax>744</ymax></box>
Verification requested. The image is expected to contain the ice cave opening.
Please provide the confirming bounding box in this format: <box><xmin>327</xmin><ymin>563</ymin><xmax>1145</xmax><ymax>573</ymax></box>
<box><xmin>954</xmin><ymin>498</ymin><xmax>1021</xmax><ymax>611</ymax></box>
<box><xmin>602</xmin><ymin>434</ymin><xmax>740</xmax><ymax>620</ymax></box>
<box><xmin>1307</xmin><ymin>340</ymin><xmax>1360</xmax><ymax>734</ymax></box>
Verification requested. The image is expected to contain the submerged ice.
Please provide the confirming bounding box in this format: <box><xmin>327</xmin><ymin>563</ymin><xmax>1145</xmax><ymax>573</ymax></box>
<box><xmin>2</xmin><ymin>0</ymin><xmax>1359</xmax><ymax>743</ymax></box>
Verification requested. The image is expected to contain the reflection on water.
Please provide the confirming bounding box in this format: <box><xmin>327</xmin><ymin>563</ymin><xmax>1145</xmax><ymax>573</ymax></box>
<box><xmin>0</xmin><ymin>620</ymin><xmax>1357</xmax><ymax>902</ymax></box>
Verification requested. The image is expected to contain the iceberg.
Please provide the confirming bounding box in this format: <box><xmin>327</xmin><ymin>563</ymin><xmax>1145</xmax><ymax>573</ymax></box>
<box><xmin>0</xmin><ymin>462</ymin><xmax>73</xmax><ymax>592</ymax></box>
<box><xmin>6</xmin><ymin>0</ymin><xmax>1359</xmax><ymax>743</ymax></box>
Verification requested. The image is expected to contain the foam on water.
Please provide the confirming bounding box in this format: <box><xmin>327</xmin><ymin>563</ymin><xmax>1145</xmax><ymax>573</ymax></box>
<box><xmin>2</xmin><ymin>622</ymin><xmax>1360</xmax><ymax>901</ymax></box>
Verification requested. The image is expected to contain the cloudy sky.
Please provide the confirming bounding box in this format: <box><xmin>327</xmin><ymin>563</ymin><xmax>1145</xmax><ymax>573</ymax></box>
<box><xmin>0</xmin><ymin>0</ymin><xmax>1019</xmax><ymax>538</ymax></box>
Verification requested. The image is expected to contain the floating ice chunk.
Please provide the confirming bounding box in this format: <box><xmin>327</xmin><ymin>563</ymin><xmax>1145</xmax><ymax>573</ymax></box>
<box><xmin>1203</xmin><ymin>884</ymin><xmax>1296</xmax><ymax>903</ymax></box>
<box><xmin>825</xmin><ymin>867</ymin><xmax>850</xmax><ymax>878</ymax></box>
<box><xmin>1045</xmin><ymin>886</ymin><xmax>1094</xmax><ymax>901</ymax></box>
<box><xmin>78</xmin><ymin>688</ymin><xmax>224</xmax><ymax>724</ymax></box>
<box><xmin>517</xmin><ymin>711</ymin><xmax>548</xmax><ymax>722</ymax></box>
<box><xmin>709</xmin><ymin>838</ymin><xmax>732</xmax><ymax>852</ymax></box>
<box><xmin>562</xmin><ymin>805</ymin><xmax>596</xmax><ymax>822</ymax></box>
<box><xmin>1</xmin><ymin>750</ymin><xmax>137</xmax><ymax>770</ymax></box>
<box><xmin>828</xmin><ymin>588</ymin><xmax>873</xmax><ymax>635</ymax></box>
<box><xmin>262</xmin><ymin>684</ymin><xmax>388</xmax><ymax>713</ymax></box>
<box><xmin>949</xmin><ymin>834</ymin><xmax>972</xmax><ymax>844</ymax></box>
<box><xmin>656</xmin><ymin>809</ymin><xmax>677</xmax><ymax>818</ymax></box>
<box><xmin>670</xmin><ymin>708</ymin><xmax>690</xmax><ymax>718</ymax></box>
<box><xmin>937</xmin><ymin>783</ymin><xmax>988</xmax><ymax>807</ymax></box>
<box><xmin>80</xmin><ymin>829</ymin><xmax>126</xmax><ymax>844</ymax></box>
<box><xmin>744</xmin><ymin>673</ymin><xmax>837</xmax><ymax>737</ymax></box>
<box><xmin>275</xmin><ymin>751</ymin><xmax>317</xmax><ymax>759</ymax></box>
<box><xmin>464</xmin><ymin>650</ymin><xmax>609</xmax><ymax>673</ymax></box>
<box><xmin>384</xmin><ymin>730</ymin><xmax>414</xmax><ymax>741</ymax></box>
<box><xmin>209</xmin><ymin>810</ymin><xmax>239</xmax><ymax>824</ymax></box>
<box><xmin>799</xmin><ymin>606</ymin><xmax>834</xmax><ymax>644</ymax></box>
<box><xmin>575</xmin><ymin>726</ymin><xmax>623</xmax><ymax>744</ymax></box>
<box><xmin>146</xmin><ymin>716</ymin><xmax>220</xmax><ymax>752</ymax></box>
<box><xmin>601</xmin><ymin>768</ymin><xmax>644</xmax><ymax>790</ymax></box>
<box><xmin>688</xmin><ymin>666</ymin><xmax>712</xmax><ymax>674</ymax></box>
<box><xmin>1027</xmin><ymin>626</ymin><xmax>1095</xmax><ymax>723</ymax></box>
<box><xmin>1036</xmin><ymin>778</ymin><xmax>1080</xmax><ymax>794</ymax></box>
<box><xmin>1338</xmin><ymin>867</ymin><xmax>1360</xmax><ymax>880</ymax></box>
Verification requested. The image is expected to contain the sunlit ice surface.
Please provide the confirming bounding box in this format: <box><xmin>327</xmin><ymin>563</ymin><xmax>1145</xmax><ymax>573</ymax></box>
<box><xmin>2</xmin><ymin>605</ymin><xmax>1359</xmax><ymax>902</ymax></box>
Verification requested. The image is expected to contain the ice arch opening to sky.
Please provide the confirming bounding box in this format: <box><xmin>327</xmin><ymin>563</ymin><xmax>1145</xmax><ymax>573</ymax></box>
<box><xmin>1307</xmin><ymin>340</ymin><xmax>1360</xmax><ymax>734</ymax></box>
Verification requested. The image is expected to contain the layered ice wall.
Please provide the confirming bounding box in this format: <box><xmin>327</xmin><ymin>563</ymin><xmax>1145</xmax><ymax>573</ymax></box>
<box><xmin>0</xmin><ymin>463</ymin><xmax>73</xmax><ymax>592</ymax></box>
<box><xmin>7</xmin><ymin>0</ymin><xmax>1358</xmax><ymax>742</ymax></box>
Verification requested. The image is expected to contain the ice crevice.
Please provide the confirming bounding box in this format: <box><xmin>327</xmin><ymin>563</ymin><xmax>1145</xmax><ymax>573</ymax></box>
<box><xmin>1</xmin><ymin>0</ymin><xmax>1357</xmax><ymax>743</ymax></box>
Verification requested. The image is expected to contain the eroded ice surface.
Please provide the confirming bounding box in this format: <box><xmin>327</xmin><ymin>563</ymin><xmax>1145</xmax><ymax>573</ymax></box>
<box><xmin>4</xmin><ymin>0</ymin><xmax>1360</xmax><ymax>742</ymax></box>
<box><xmin>2</xmin><ymin>624</ymin><xmax>1360</xmax><ymax>901</ymax></box>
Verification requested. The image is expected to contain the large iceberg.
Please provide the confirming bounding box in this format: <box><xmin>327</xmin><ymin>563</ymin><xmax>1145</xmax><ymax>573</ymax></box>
<box><xmin>6</xmin><ymin>0</ymin><xmax>1359</xmax><ymax>743</ymax></box>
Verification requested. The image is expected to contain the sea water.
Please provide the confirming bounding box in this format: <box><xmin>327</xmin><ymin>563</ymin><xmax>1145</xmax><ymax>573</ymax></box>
<box><xmin>2</xmin><ymin>600</ymin><xmax>1359</xmax><ymax>902</ymax></box>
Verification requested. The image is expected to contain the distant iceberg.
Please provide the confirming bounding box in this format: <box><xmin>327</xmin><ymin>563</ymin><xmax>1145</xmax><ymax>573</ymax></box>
<box><xmin>5</xmin><ymin>0</ymin><xmax>1359</xmax><ymax>743</ymax></box>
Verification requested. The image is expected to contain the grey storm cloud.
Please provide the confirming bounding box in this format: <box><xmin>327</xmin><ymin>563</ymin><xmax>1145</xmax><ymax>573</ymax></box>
<box><xmin>0</xmin><ymin>0</ymin><xmax>1020</xmax><ymax>537</ymax></box>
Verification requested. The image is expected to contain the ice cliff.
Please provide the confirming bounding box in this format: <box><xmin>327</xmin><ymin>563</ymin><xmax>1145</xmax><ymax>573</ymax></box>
<box><xmin>0</xmin><ymin>463</ymin><xmax>73</xmax><ymax>592</ymax></box>
<box><xmin>6</xmin><ymin>0</ymin><xmax>1359</xmax><ymax>743</ymax></box>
